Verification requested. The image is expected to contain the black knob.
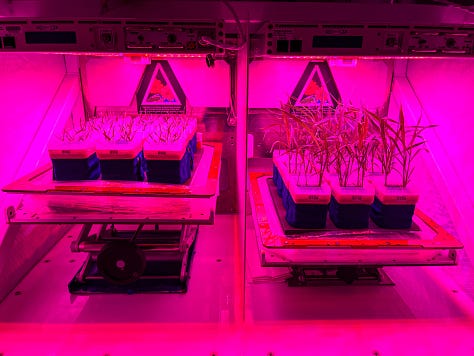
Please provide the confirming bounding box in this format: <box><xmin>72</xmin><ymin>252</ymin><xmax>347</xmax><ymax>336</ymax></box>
<box><xmin>167</xmin><ymin>33</ymin><xmax>177</xmax><ymax>44</ymax></box>
<box><xmin>101</xmin><ymin>32</ymin><xmax>112</xmax><ymax>44</ymax></box>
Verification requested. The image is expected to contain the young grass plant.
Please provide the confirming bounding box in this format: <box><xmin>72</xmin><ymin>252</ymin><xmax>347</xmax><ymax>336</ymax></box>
<box><xmin>147</xmin><ymin>114</ymin><xmax>190</xmax><ymax>144</ymax></box>
<box><xmin>58</xmin><ymin>116</ymin><xmax>92</xmax><ymax>143</ymax></box>
<box><xmin>91</xmin><ymin>113</ymin><xmax>141</xmax><ymax>143</ymax></box>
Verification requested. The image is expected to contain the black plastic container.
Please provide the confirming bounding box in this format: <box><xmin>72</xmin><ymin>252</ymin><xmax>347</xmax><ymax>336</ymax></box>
<box><xmin>285</xmin><ymin>192</ymin><xmax>328</xmax><ymax>229</ymax></box>
<box><xmin>370</xmin><ymin>197</ymin><xmax>416</xmax><ymax>229</ymax></box>
<box><xmin>329</xmin><ymin>196</ymin><xmax>371</xmax><ymax>229</ymax></box>
<box><xmin>146</xmin><ymin>149</ymin><xmax>193</xmax><ymax>184</ymax></box>
<box><xmin>100</xmin><ymin>151</ymin><xmax>146</xmax><ymax>181</ymax></box>
<box><xmin>52</xmin><ymin>153</ymin><xmax>100</xmax><ymax>181</ymax></box>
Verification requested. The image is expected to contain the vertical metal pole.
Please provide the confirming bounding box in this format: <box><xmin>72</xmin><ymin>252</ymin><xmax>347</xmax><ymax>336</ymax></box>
<box><xmin>235</xmin><ymin>22</ymin><xmax>249</xmax><ymax>324</ymax></box>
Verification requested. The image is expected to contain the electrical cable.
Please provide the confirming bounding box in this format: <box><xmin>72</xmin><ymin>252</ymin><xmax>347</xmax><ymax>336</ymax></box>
<box><xmin>199</xmin><ymin>0</ymin><xmax>247</xmax><ymax>51</ymax></box>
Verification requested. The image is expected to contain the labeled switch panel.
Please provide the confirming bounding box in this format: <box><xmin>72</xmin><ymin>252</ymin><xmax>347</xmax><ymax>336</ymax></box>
<box><xmin>124</xmin><ymin>23</ymin><xmax>222</xmax><ymax>53</ymax></box>
<box><xmin>0</xmin><ymin>20</ymin><xmax>222</xmax><ymax>53</ymax></box>
<box><xmin>408</xmin><ymin>30</ymin><xmax>474</xmax><ymax>54</ymax></box>
<box><xmin>0</xmin><ymin>19</ymin><xmax>474</xmax><ymax>57</ymax></box>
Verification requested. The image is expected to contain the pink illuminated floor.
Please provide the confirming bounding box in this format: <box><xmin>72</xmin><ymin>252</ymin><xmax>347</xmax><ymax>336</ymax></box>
<box><xmin>0</xmin><ymin>319</ymin><xmax>473</xmax><ymax>355</ymax></box>
<box><xmin>0</xmin><ymin>212</ymin><xmax>472</xmax><ymax>355</ymax></box>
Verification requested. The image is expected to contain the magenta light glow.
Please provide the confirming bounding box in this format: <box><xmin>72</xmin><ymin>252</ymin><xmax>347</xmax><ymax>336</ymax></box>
<box><xmin>249</xmin><ymin>58</ymin><xmax>391</xmax><ymax>109</ymax></box>
<box><xmin>7</xmin><ymin>51</ymin><xmax>208</xmax><ymax>59</ymax></box>
<box><xmin>83</xmin><ymin>57</ymin><xmax>230</xmax><ymax>110</ymax></box>
<box><xmin>0</xmin><ymin>320</ymin><xmax>473</xmax><ymax>355</ymax></box>
<box><xmin>268</xmin><ymin>55</ymin><xmax>462</xmax><ymax>60</ymax></box>
<box><xmin>0</xmin><ymin>53</ymin><xmax>68</xmax><ymax>238</ymax></box>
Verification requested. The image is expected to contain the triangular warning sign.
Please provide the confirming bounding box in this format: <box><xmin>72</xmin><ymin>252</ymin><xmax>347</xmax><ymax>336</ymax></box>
<box><xmin>291</xmin><ymin>61</ymin><xmax>341</xmax><ymax>109</ymax></box>
<box><xmin>143</xmin><ymin>64</ymin><xmax>181</xmax><ymax>106</ymax></box>
<box><xmin>137</xmin><ymin>60</ymin><xmax>186</xmax><ymax>114</ymax></box>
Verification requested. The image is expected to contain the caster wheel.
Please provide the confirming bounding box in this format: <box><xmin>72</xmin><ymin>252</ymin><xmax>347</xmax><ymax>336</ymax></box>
<box><xmin>97</xmin><ymin>241</ymin><xmax>146</xmax><ymax>285</ymax></box>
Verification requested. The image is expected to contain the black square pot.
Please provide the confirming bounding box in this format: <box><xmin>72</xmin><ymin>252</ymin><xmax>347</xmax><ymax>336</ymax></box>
<box><xmin>285</xmin><ymin>191</ymin><xmax>328</xmax><ymax>229</ymax></box>
<box><xmin>370</xmin><ymin>197</ymin><xmax>416</xmax><ymax>229</ymax></box>
<box><xmin>329</xmin><ymin>196</ymin><xmax>371</xmax><ymax>229</ymax></box>
<box><xmin>146</xmin><ymin>150</ymin><xmax>193</xmax><ymax>184</ymax></box>
<box><xmin>100</xmin><ymin>151</ymin><xmax>145</xmax><ymax>181</ymax></box>
<box><xmin>52</xmin><ymin>153</ymin><xmax>100</xmax><ymax>181</ymax></box>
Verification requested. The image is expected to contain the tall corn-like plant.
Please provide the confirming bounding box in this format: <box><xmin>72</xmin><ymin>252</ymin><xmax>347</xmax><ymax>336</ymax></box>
<box><xmin>268</xmin><ymin>105</ymin><xmax>299</xmax><ymax>175</ymax></box>
<box><xmin>274</xmin><ymin>103</ymin><xmax>330</xmax><ymax>187</ymax></box>
<box><xmin>308</xmin><ymin>117</ymin><xmax>332</xmax><ymax>187</ymax></box>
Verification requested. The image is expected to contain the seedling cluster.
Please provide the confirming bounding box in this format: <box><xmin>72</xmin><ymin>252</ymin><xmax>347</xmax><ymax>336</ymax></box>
<box><xmin>272</xmin><ymin>101</ymin><xmax>434</xmax><ymax>189</ymax></box>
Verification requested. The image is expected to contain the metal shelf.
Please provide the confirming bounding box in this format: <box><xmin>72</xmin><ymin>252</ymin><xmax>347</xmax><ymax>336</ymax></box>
<box><xmin>3</xmin><ymin>143</ymin><xmax>222</xmax><ymax>226</ymax></box>
<box><xmin>249</xmin><ymin>172</ymin><xmax>463</xmax><ymax>268</ymax></box>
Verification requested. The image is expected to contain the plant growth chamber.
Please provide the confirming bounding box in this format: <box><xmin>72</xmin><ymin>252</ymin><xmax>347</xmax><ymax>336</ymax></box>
<box><xmin>0</xmin><ymin>1</ymin><xmax>473</xmax><ymax>354</ymax></box>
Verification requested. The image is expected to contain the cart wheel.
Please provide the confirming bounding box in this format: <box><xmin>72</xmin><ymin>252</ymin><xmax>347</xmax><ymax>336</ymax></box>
<box><xmin>97</xmin><ymin>241</ymin><xmax>146</xmax><ymax>285</ymax></box>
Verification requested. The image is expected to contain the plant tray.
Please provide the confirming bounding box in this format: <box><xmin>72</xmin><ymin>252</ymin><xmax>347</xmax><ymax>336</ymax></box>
<box><xmin>3</xmin><ymin>143</ymin><xmax>221</xmax><ymax>198</ymax></box>
<box><xmin>268</xmin><ymin>178</ymin><xmax>419</xmax><ymax>234</ymax></box>
<box><xmin>249</xmin><ymin>172</ymin><xmax>463</xmax><ymax>267</ymax></box>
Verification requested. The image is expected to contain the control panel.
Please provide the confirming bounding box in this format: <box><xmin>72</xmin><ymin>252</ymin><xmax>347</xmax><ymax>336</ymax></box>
<box><xmin>125</xmin><ymin>22</ymin><xmax>222</xmax><ymax>53</ymax></box>
<box><xmin>260</xmin><ymin>23</ymin><xmax>474</xmax><ymax>57</ymax></box>
<box><xmin>0</xmin><ymin>23</ymin><xmax>22</xmax><ymax>49</ymax></box>
<box><xmin>1</xmin><ymin>19</ymin><xmax>474</xmax><ymax>57</ymax></box>
<box><xmin>0</xmin><ymin>20</ymin><xmax>222</xmax><ymax>53</ymax></box>
<box><xmin>407</xmin><ymin>29</ymin><xmax>474</xmax><ymax>55</ymax></box>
